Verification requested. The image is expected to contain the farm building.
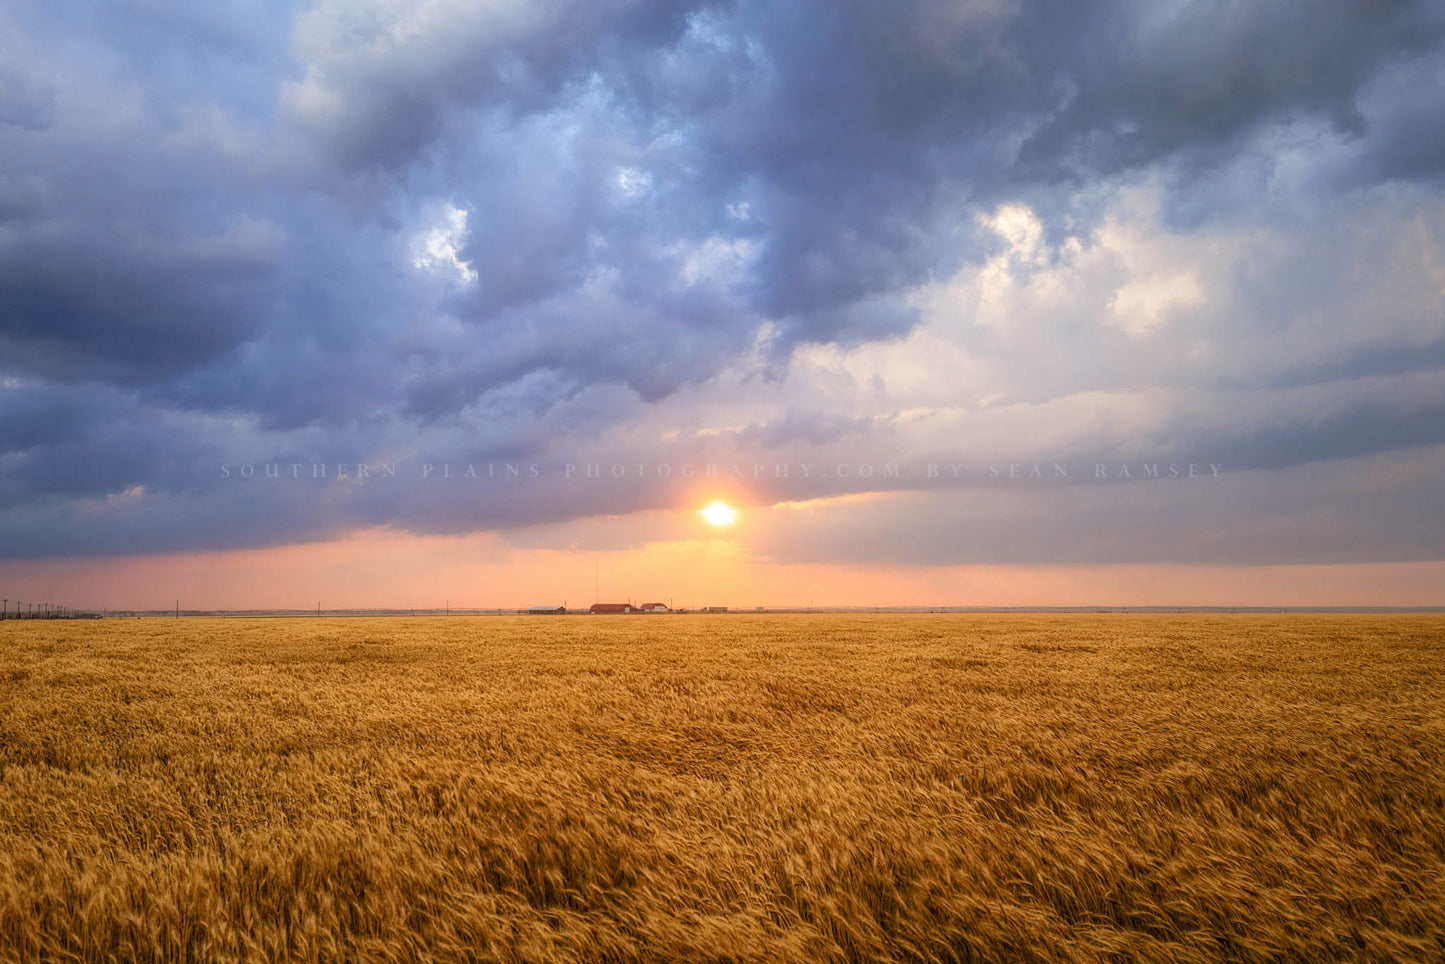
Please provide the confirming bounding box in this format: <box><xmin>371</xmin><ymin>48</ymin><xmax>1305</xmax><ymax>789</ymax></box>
<box><xmin>525</xmin><ymin>606</ymin><xmax>566</xmax><ymax>614</ymax></box>
<box><xmin>589</xmin><ymin>603</ymin><xmax>634</xmax><ymax>614</ymax></box>
<box><xmin>636</xmin><ymin>602</ymin><xmax>669</xmax><ymax>613</ymax></box>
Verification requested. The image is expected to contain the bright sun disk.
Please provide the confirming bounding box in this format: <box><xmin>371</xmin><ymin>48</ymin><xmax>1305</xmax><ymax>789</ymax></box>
<box><xmin>700</xmin><ymin>501</ymin><xmax>737</xmax><ymax>526</ymax></box>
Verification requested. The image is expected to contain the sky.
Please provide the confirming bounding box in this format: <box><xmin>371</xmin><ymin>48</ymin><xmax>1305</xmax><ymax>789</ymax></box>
<box><xmin>1</xmin><ymin>0</ymin><xmax>1443</xmax><ymax>609</ymax></box>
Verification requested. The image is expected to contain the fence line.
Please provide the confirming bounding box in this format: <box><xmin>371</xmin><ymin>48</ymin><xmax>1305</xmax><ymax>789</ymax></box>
<box><xmin>0</xmin><ymin>599</ymin><xmax>87</xmax><ymax>619</ymax></box>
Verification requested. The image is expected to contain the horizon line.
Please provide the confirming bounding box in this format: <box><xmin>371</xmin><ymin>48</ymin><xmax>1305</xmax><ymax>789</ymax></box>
<box><xmin>8</xmin><ymin>605</ymin><xmax>1445</xmax><ymax>618</ymax></box>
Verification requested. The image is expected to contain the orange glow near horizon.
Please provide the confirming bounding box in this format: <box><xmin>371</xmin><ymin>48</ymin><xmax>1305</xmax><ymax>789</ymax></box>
<box><xmin>0</xmin><ymin>526</ymin><xmax>1444</xmax><ymax>611</ymax></box>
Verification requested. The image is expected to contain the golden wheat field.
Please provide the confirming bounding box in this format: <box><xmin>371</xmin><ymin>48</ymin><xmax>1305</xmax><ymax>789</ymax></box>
<box><xmin>0</xmin><ymin>614</ymin><xmax>1442</xmax><ymax>962</ymax></box>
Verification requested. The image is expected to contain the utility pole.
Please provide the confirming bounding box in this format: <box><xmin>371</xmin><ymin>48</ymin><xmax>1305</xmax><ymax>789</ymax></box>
<box><xmin>176</xmin><ymin>599</ymin><xmax>179</xmax><ymax>619</ymax></box>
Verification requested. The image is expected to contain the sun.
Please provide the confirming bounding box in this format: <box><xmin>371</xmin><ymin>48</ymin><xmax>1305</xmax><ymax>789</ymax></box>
<box><xmin>700</xmin><ymin>501</ymin><xmax>737</xmax><ymax>526</ymax></box>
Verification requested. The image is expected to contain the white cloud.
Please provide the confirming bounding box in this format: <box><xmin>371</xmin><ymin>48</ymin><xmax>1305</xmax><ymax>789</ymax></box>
<box><xmin>410</xmin><ymin>205</ymin><xmax>477</xmax><ymax>283</ymax></box>
<box><xmin>672</xmin><ymin>235</ymin><xmax>757</xmax><ymax>287</ymax></box>
<box><xmin>615</xmin><ymin>166</ymin><xmax>652</xmax><ymax>198</ymax></box>
<box><xmin>1110</xmin><ymin>271</ymin><xmax>1205</xmax><ymax>334</ymax></box>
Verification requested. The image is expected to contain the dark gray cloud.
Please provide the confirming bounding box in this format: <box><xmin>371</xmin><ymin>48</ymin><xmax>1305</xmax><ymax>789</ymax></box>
<box><xmin>0</xmin><ymin>65</ymin><xmax>55</xmax><ymax>131</ymax></box>
<box><xmin>1018</xmin><ymin>0</ymin><xmax>1441</xmax><ymax>174</ymax></box>
<box><xmin>0</xmin><ymin>0</ymin><xmax>1442</xmax><ymax>562</ymax></box>
<box><xmin>0</xmin><ymin>227</ymin><xmax>278</xmax><ymax>384</ymax></box>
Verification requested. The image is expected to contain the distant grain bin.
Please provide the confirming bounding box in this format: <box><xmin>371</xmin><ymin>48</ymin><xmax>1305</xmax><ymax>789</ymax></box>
<box><xmin>526</xmin><ymin>606</ymin><xmax>566</xmax><ymax>614</ymax></box>
<box><xmin>589</xmin><ymin>603</ymin><xmax>634</xmax><ymax>614</ymax></box>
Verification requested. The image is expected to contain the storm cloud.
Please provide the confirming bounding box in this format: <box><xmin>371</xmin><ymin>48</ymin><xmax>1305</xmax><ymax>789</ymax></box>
<box><xmin>1</xmin><ymin>0</ymin><xmax>1443</xmax><ymax>564</ymax></box>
